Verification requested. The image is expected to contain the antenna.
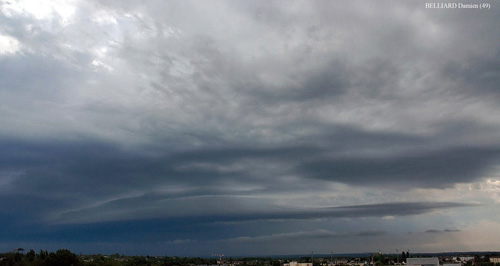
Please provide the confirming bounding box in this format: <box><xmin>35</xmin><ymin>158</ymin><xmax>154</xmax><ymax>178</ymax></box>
<box><xmin>213</xmin><ymin>254</ymin><xmax>224</xmax><ymax>266</ymax></box>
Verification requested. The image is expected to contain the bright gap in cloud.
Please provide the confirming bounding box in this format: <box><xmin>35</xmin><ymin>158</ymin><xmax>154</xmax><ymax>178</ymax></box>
<box><xmin>2</xmin><ymin>0</ymin><xmax>76</xmax><ymax>25</ymax></box>
<box><xmin>0</xmin><ymin>34</ymin><xmax>20</xmax><ymax>54</ymax></box>
<box><xmin>91</xmin><ymin>59</ymin><xmax>114</xmax><ymax>72</ymax></box>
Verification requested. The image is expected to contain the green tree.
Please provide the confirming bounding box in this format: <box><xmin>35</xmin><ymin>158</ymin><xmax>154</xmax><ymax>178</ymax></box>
<box><xmin>26</xmin><ymin>250</ymin><xmax>36</xmax><ymax>263</ymax></box>
<box><xmin>125</xmin><ymin>256</ymin><xmax>152</xmax><ymax>266</ymax></box>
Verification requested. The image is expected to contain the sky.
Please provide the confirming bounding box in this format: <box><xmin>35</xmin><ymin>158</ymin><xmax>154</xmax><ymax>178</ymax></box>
<box><xmin>1</xmin><ymin>0</ymin><xmax>500</xmax><ymax>257</ymax></box>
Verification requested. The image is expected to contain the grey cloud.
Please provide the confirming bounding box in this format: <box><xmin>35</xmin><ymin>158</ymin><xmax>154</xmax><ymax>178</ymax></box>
<box><xmin>442</xmin><ymin>52</ymin><xmax>500</xmax><ymax>97</ymax></box>
<box><xmin>53</xmin><ymin>191</ymin><xmax>476</xmax><ymax>224</ymax></box>
<box><xmin>298</xmin><ymin>146</ymin><xmax>500</xmax><ymax>188</ymax></box>
<box><xmin>356</xmin><ymin>230</ymin><xmax>386</xmax><ymax>236</ymax></box>
<box><xmin>0</xmin><ymin>132</ymin><xmax>493</xmax><ymax>224</ymax></box>
<box><xmin>425</xmin><ymin>229</ymin><xmax>460</xmax><ymax>234</ymax></box>
<box><xmin>5</xmin><ymin>131</ymin><xmax>495</xmax><ymax>206</ymax></box>
<box><xmin>320</xmin><ymin>202</ymin><xmax>476</xmax><ymax>218</ymax></box>
<box><xmin>221</xmin><ymin>229</ymin><xmax>385</xmax><ymax>244</ymax></box>
<box><xmin>0</xmin><ymin>134</ymin><xmax>475</xmax><ymax>226</ymax></box>
<box><xmin>242</xmin><ymin>59</ymin><xmax>351</xmax><ymax>103</ymax></box>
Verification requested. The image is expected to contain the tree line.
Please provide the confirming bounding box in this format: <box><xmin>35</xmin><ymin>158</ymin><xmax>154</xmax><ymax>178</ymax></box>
<box><xmin>0</xmin><ymin>249</ymin><xmax>219</xmax><ymax>266</ymax></box>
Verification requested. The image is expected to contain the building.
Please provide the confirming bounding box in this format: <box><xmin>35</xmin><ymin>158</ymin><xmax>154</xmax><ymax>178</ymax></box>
<box><xmin>284</xmin><ymin>262</ymin><xmax>313</xmax><ymax>266</ymax></box>
<box><xmin>406</xmin><ymin>258</ymin><xmax>439</xmax><ymax>266</ymax></box>
<box><xmin>457</xmin><ymin>257</ymin><xmax>474</xmax><ymax>262</ymax></box>
<box><xmin>490</xmin><ymin>258</ymin><xmax>500</xmax><ymax>264</ymax></box>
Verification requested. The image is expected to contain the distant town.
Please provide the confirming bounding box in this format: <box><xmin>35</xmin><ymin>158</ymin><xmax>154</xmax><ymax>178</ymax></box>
<box><xmin>1</xmin><ymin>249</ymin><xmax>500</xmax><ymax>266</ymax></box>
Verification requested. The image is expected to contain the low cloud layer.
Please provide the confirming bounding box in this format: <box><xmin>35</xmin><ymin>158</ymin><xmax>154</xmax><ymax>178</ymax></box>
<box><xmin>425</xmin><ymin>229</ymin><xmax>460</xmax><ymax>234</ymax></box>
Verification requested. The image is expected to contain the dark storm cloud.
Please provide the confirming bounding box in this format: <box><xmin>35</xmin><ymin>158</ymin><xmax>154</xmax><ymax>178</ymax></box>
<box><xmin>0</xmin><ymin>138</ymin><xmax>479</xmax><ymax>236</ymax></box>
<box><xmin>321</xmin><ymin>202</ymin><xmax>476</xmax><ymax>218</ymax></box>
<box><xmin>0</xmin><ymin>128</ymin><xmax>491</xmax><ymax>225</ymax></box>
<box><xmin>56</xmin><ymin>194</ymin><xmax>476</xmax><ymax>224</ymax></box>
<box><xmin>223</xmin><ymin>201</ymin><xmax>476</xmax><ymax>223</ymax></box>
<box><xmin>3</xmin><ymin>126</ymin><xmax>498</xmax><ymax>219</ymax></box>
<box><xmin>298</xmin><ymin>146</ymin><xmax>500</xmax><ymax>188</ymax></box>
<box><xmin>4</xmin><ymin>199</ymin><xmax>465</xmax><ymax>244</ymax></box>
<box><xmin>0</xmin><ymin>139</ymin><xmax>478</xmax><ymax>228</ymax></box>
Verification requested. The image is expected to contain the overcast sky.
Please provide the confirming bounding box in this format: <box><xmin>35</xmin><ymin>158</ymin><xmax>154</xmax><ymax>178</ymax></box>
<box><xmin>1</xmin><ymin>0</ymin><xmax>500</xmax><ymax>256</ymax></box>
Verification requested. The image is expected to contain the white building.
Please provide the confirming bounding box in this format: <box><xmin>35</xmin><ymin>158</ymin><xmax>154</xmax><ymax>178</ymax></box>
<box><xmin>284</xmin><ymin>262</ymin><xmax>313</xmax><ymax>266</ymax></box>
<box><xmin>457</xmin><ymin>257</ymin><xmax>474</xmax><ymax>262</ymax></box>
<box><xmin>490</xmin><ymin>258</ymin><xmax>500</xmax><ymax>264</ymax></box>
<box><xmin>406</xmin><ymin>258</ymin><xmax>439</xmax><ymax>266</ymax></box>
